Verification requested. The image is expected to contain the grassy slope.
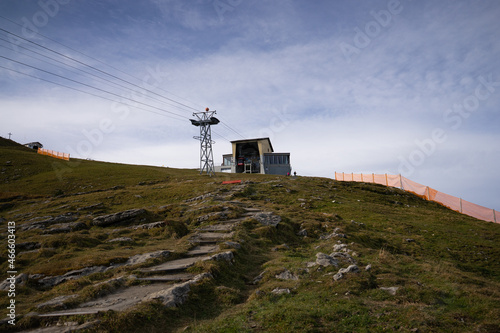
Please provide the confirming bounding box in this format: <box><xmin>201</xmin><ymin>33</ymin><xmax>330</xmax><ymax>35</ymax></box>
<box><xmin>0</xmin><ymin>138</ymin><xmax>499</xmax><ymax>332</ymax></box>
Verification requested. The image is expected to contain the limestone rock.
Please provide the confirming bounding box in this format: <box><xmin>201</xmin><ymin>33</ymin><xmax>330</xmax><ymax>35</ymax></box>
<box><xmin>330</xmin><ymin>252</ymin><xmax>357</xmax><ymax>264</ymax></box>
<box><xmin>133</xmin><ymin>221</ymin><xmax>166</xmax><ymax>230</ymax></box>
<box><xmin>38</xmin><ymin>266</ymin><xmax>107</xmax><ymax>288</ymax></box>
<box><xmin>315</xmin><ymin>253</ymin><xmax>339</xmax><ymax>267</ymax></box>
<box><xmin>338</xmin><ymin>265</ymin><xmax>360</xmax><ymax>274</ymax></box>
<box><xmin>17</xmin><ymin>242</ymin><xmax>41</xmax><ymax>251</ymax></box>
<box><xmin>36</xmin><ymin>295</ymin><xmax>79</xmax><ymax>310</ymax></box>
<box><xmin>204</xmin><ymin>251</ymin><xmax>234</xmax><ymax>263</ymax></box>
<box><xmin>125</xmin><ymin>250</ymin><xmax>170</xmax><ymax>266</ymax></box>
<box><xmin>92</xmin><ymin>209</ymin><xmax>146</xmax><ymax>227</ymax></box>
<box><xmin>333</xmin><ymin>243</ymin><xmax>348</xmax><ymax>252</ymax></box>
<box><xmin>297</xmin><ymin>229</ymin><xmax>308</xmax><ymax>236</ymax></box>
<box><xmin>224</xmin><ymin>241</ymin><xmax>241</xmax><ymax>249</ymax></box>
<box><xmin>271</xmin><ymin>288</ymin><xmax>290</xmax><ymax>295</ymax></box>
<box><xmin>42</xmin><ymin>222</ymin><xmax>87</xmax><ymax>235</ymax></box>
<box><xmin>107</xmin><ymin>237</ymin><xmax>134</xmax><ymax>243</ymax></box>
<box><xmin>0</xmin><ymin>273</ymin><xmax>28</xmax><ymax>290</ymax></box>
<box><xmin>253</xmin><ymin>212</ymin><xmax>281</xmax><ymax>227</ymax></box>
<box><xmin>380</xmin><ymin>286</ymin><xmax>399</xmax><ymax>295</ymax></box>
<box><xmin>275</xmin><ymin>269</ymin><xmax>299</xmax><ymax>281</ymax></box>
<box><xmin>144</xmin><ymin>273</ymin><xmax>212</xmax><ymax>307</ymax></box>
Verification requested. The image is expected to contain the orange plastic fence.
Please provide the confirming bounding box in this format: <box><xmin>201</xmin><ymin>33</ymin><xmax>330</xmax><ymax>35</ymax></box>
<box><xmin>38</xmin><ymin>148</ymin><xmax>70</xmax><ymax>161</ymax></box>
<box><xmin>334</xmin><ymin>172</ymin><xmax>497</xmax><ymax>224</ymax></box>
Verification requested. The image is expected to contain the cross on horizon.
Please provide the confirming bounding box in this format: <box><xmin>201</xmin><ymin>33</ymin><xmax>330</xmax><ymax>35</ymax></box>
<box><xmin>8</xmin><ymin>132</ymin><xmax>12</xmax><ymax>140</ymax></box>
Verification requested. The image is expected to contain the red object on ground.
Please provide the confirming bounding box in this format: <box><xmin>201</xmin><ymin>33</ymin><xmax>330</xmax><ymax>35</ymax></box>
<box><xmin>222</xmin><ymin>180</ymin><xmax>242</xmax><ymax>185</ymax></box>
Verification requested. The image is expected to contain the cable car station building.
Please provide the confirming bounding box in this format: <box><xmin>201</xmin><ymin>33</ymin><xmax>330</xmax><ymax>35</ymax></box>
<box><xmin>215</xmin><ymin>137</ymin><xmax>291</xmax><ymax>175</ymax></box>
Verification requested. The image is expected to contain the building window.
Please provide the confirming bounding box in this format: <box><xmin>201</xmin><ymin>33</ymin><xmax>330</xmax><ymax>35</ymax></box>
<box><xmin>265</xmin><ymin>154</ymin><xmax>289</xmax><ymax>165</ymax></box>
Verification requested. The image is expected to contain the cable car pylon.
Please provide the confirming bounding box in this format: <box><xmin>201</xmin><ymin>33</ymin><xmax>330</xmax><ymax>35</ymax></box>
<box><xmin>190</xmin><ymin>108</ymin><xmax>220</xmax><ymax>176</ymax></box>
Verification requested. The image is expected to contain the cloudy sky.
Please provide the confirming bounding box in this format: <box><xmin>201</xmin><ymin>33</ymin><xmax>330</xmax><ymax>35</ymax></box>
<box><xmin>0</xmin><ymin>0</ymin><xmax>499</xmax><ymax>211</ymax></box>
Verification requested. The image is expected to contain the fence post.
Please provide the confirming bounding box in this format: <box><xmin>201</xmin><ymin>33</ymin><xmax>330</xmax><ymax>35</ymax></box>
<box><xmin>343</xmin><ymin>172</ymin><xmax>345</xmax><ymax>181</ymax></box>
<box><xmin>460</xmin><ymin>198</ymin><xmax>463</xmax><ymax>213</ymax></box>
<box><xmin>361</xmin><ymin>173</ymin><xmax>363</xmax><ymax>182</ymax></box>
<box><xmin>399</xmin><ymin>174</ymin><xmax>403</xmax><ymax>189</ymax></box>
<box><xmin>494</xmin><ymin>209</ymin><xmax>497</xmax><ymax>223</ymax></box>
<box><xmin>372</xmin><ymin>173</ymin><xmax>375</xmax><ymax>183</ymax></box>
<box><xmin>385</xmin><ymin>174</ymin><xmax>388</xmax><ymax>186</ymax></box>
<box><xmin>425</xmin><ymin>186</ymin><xmax>430</xmax><ymax>200</ymax></box>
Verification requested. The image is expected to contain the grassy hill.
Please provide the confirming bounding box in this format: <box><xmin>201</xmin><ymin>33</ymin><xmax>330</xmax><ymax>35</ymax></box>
<box><xmin>1</xmin><ymin>137</ymin><xmax>499</xmax><ymax>332</ymax></box>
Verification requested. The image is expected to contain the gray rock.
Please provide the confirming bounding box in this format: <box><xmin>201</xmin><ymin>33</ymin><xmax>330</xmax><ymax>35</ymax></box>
<box><xmin>204</xmin><ymin>251</ymin><xmax>234</xmax><ymax>263</ymax></box>
<box><xmin>185</xmin><ymin>193</ymin><xmax>214</xmax><ymax>202</ymax></box>
<box><xmin>36</xmin><ymin>295</ymin><xmax>78</xmax><ymax>310</ymax></box>
<box><xmin>197</xmin><ymin>211</ymin><xmax>227</xmax><ymax>223</ymax></box>
<box><xmin>315</xmin><ymin>253</ymin><xmax>339</xmax><ymax>267</ymax></box>
<box><xmin>107</xmin><ymin>237</ymin><xmax>134</xmax><ymax>243</ymax></box>
<box><xmin>275</xmin><ymin>269</ymin><xmax>299</xmax><ymax>281</ymax></box>
<box><xmin>338</xmin><ymin>265</ymin><xmax>360</xmax><ymax>274</ymax></box>
<box><xmin>330</xmin><ymin>252</ymin><xmax>357</xmax><ymax>264</ymax></box>
<box><xmin>224</xmin><ymin>241</ymin><xmax>241</xmax><ymax>249</ymax></box>
<box><xmin>133</xmin><ymin>221</ymin><xmax>166</xmax><ymax>230</ymax></box>
<box><xmin>365</xmin><ymin>264</ymin><xmax>372</xmax><ymax>271</ymax></box>
<box><xmin>333</xmin><ymin>243</ymin><xmax>348</xmax><ymax>252</ymax></box>
<box><xmin>125</xmin><ymin>250</ymin><xmax>170</xmax><ymax>266</ymax></box>
<box><xmin>333</xmin><ymin>272</ymin><xmax>343</xmax><ymax>281</ymax></box>
<box><xmin>253</xmin><ymin>271</ymin><xmax>266</xmax><ymax>284</ymax></box>
<box><xmin>38</xmin><ymin>266</ymin><xmax>107</xmax><ymax>288</ymax></box>
<box><xmin>297</xmin><ymin>229</ymin><xmax>308</xmax><ymax>236</ymax></box>
<box><xmin>144</xmin><ymin>273</ymin><xmax>212</xmax><ymax>307</ymax></box>
<box><xmin>17</xmin><ymin>242</ymin><xmax>41</xmax><ymax>251</ymax></box>
<box><xmin>92</xmin><ymin>209</ymin><xmax>146</xmax><ymax>227</ymax></box>
<box><xmin>22</xmin><ymin>213</ymin><xmax>79</xmax><ymax>231</ymax></box>
<box><xmin>253</xmin><ymin>212</ymin><xmax>281</xmax><ymax>227</ymax></box>
<box><xmin>271</xmin><ymin>288</ymin><xmax>290</xmax><ymax>295</ymax></box>
<box><xmin>380</xmin><ymin>286</ymin><xmax>399</xmax><ymax>295</ymax></box>
<box><xmin>0</xmin><ymin>273</ymin><xmax>28</xmax><ymax>290</ymax></box>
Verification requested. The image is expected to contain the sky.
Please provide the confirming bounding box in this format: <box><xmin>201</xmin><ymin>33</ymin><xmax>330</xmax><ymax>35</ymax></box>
<box><xmin>0</xmin><ymin>0</ymin><xmax>499</xmax><ymax>211</ymax></box>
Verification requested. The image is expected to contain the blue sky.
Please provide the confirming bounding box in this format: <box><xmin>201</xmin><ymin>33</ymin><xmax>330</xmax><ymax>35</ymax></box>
<box><xmin>0</xmin><ymin>0</ymin><xmax>499</xmax><ymax>211</ymax></box>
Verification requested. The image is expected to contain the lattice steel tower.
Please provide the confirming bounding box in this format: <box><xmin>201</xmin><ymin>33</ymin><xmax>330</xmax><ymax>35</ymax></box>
<box><xmin>190</xmin><ymin>108</ymin><xmax>220</xmax><ymax>176</ymax></box>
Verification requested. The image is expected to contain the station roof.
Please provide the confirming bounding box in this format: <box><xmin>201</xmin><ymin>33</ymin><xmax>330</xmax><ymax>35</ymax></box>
<box><xmin>230</xmin><ymin>137</ymin><xmax>274</xmax><ymax>153</ymax></box>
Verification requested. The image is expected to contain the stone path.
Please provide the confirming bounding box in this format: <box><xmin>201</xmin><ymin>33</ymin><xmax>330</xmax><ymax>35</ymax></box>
<box><xmin>21</xmin><ymin>184</ymin><xmax>264</xmax><ymax>332</ymax></box>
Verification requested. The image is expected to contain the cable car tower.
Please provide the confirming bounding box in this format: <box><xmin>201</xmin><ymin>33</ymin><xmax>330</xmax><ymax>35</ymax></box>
<box><xmin>190</xmin><ymin>108</ymin><xmax>220</xmax><ymax>176</ymax></box>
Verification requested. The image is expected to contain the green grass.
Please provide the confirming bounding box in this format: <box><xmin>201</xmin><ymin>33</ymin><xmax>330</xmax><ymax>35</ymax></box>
<box><xmin>1</xmin><ymin>137</ymin><xmax>499</xmax><ymax>332</ymax></box>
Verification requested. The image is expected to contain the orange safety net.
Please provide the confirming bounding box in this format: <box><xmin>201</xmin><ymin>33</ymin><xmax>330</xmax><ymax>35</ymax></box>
<box><xmin>38</xmin><ymin>148</ymin><xmax>70</xmax><ymax>161</ymax></box>
<box><xmin>335</xmin><ymin>172</ymin><xmax>497</xmax><ymax>224</ymax></box>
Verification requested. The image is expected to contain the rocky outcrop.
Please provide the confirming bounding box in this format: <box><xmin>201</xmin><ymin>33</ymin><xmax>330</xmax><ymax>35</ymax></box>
<box><xmin>92</xmin><ymin>209</ymin><xmax>146</xmax><ymax>227</ymax></box>
<box><xmin>36</xmin><ymin>295</ymin><xmax>79</xmax><ymax>311</ymax></box>
<box><xmin>333</xmin><ymin>265</ymin><xmax>360</xmax><ymax>281</ymax></box>
<box><xmin>133</xmin><ymin>221</ymin><xmax>166</xmax><ymax>230</ymax></box>
<box><xmin>253</xmin><ymin>212</ymin><xmax>281</xmax><ymax>227</ymax></box>
<box><xmin>21</xmin><ymin>213</ymin><xmax>79</xmax><ymax>231</ymax></box>
<box><xmin>38</xmin><ymin>266</ymin><xmax>108</xmax><ymax>288</ymax></box>
<box><xmin>275</xmin><ymin>269</ymin><xmax>299</xmax><ymax>281</ymax></box>
<box><xmin>0</xmin><ymin>273</ymin><xmax>28</xmax><ymax>291</ymax></box>
<box><xmin>315</xmin><ymin>253</ymin><xmax>339</xmax><ymax>267</ymax></box>
<box><xmin>125</xmin><ymin>250</ymin><xmax>171</xmax><ymax>266</ymax></box>
<box><xmin>42</xmin><ymin>222</ymin><xmax>87</xmax><ymax>234</ymax></box>
<box><xmin>144</xmin><ymin>273</ymin><xmax>212</xmax><ymax>307</ymax></box>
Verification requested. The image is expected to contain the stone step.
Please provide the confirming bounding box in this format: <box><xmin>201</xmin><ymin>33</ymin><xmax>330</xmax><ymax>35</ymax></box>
<box><xmin>198</xmin><ymin>224</ymin><xmax>237</xmax><ymax>232</ymax></box>
<box><xmin>189</xmin><ymin>232</ymin><xmax>234</xmax><ymax>243</ymax></box>
<box><xmin>187</xmin><ymin>245</ymin><xmax>219</xmax><ymax>256</ymax></box>
<box><xmin>38</xmin><ymin>283</ymin><xmax>172</xmax><ymax>317</ymax></box>
<box><xmin>136</xmin><ymin>273</ymin><xmax>195</xmax><ymax>282</ymax></box>
<box><xmin>139</xmin><ymin>256</ymin><xmax>208</xmax><ymax>273</ymax></box>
